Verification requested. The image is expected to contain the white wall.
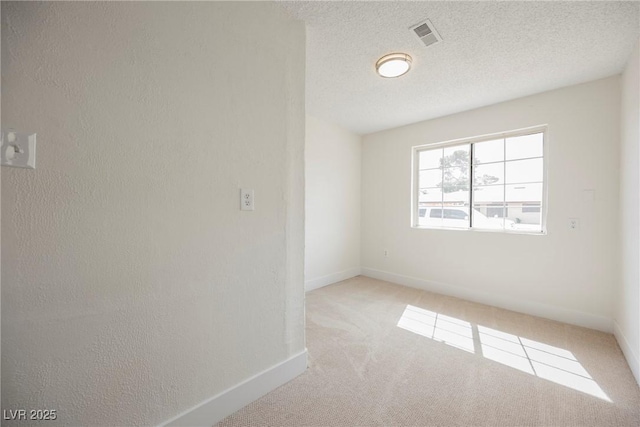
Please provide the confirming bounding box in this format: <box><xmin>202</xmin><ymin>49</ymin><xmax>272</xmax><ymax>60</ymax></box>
<box><xmin>616</xmin><ymin>39</ymin><xmax>640</xmax><ymax>385</ymax></box>
<box><xmin>1</xmin><ymin>2</ymin><xmax>305</xmax><ymax>426</ymax></box>
<box><xmin>305</xmin><ymin>115</ymin><xmax>361</xmax><ymax>291</ymax></box>
<box><xmin>362</xmin><ymin>77</ymin><xmax>620</xmax><ymax>332</ymax></box>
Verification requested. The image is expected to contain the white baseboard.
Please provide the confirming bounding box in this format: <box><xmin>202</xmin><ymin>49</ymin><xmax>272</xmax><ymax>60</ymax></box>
<box><xmin>160</xmin><ymin>349</ymin><xmax>308</xmax><ymax>427</ymax></box>
<box><xmin>361</xmin><ymin>267</ymin><xmax>613</xmax><ymax>333</ymax></box>
<box><xmin>305</xmin><ymin>267</ymin><xmax>361</xmax><ymax>292</ymax></box>
<box><xmin>613</xmin><ymin>321</ymin><xmax>640</xmax><ymax>387</ymax></box>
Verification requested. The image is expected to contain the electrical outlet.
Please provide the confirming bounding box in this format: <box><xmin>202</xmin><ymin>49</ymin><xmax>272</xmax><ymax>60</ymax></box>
<box><xmin>569</xmin><ymin>218</ymin><xmax>579</xmax><ymax>230</ymax></box>
<box><xmin>384</xmin><ymin>249</ymin><xmax>389</xmax><ymax>257</ymax></box>
<box><xmin>240</xmin><ymin>189</ymin><xmax>254</xmax><ymax>211</ymax></box>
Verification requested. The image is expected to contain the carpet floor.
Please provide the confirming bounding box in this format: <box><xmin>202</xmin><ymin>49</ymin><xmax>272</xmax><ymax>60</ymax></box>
<box><xmin>218</xmin><ymin>276</ymin><xmax>640</xmax><ymax>426</ymax></box>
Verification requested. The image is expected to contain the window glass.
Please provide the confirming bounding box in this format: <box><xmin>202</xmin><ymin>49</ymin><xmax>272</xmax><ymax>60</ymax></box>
<box><xmin>442</xmin><ymin>167</ymin><xmax>469</xmax><ymax>193</ymax></box>
<box><xmin>506</xmin><ymin>134</ymin><xmax>543</xmax><ymax>160</ymax></box>
<box><xmin>522</xmin><ymin>203</ymin><xmax>541</xmax><ymax>213</ymax></box>
<box><xmin>444</xmin><ymin>189</ymin><xmax>468</xmax><ymax>204</ymax></box>
<box><xmin>415</xmin><ymin>131</ymin><xmax>545</xmax><ymax>233</ymax></box>
<box><xmin>505</xmin><ymin>184</ymin><xmax>543</xmax><ymax>231</ymax></box>
<box><xmin>419</xmin><ymin>149</ymin><xmax>443</xmax><ymax>170</ymax></box>
<box><xmin>474</xmin><ymin>139</ymin><xmax>504</xmax><ymax>164</ymax></box>
<box><xmin>486</xmin><ymin>205</ymin><xmax>506</xmax><ymax>218</ymax></box>
<box><xmin>473</xmin><ymin>183</ymin><xmax>505</xmax><ymax>230</ymax></box>
<box><xmin>505</xmin><ymin>158</ymin><xmax>543</xmax><ymax>184</ymax></box>
<box><xmin>443</xmin><ymin>209</ymin><xmax>468</xmax><ymax>220</ymax></box>
<box><xmin>419</xmin><ymin>169</ymin><xmax>443</xmax><ymax>189</ymax></box>
<box><xmin>419</xmin><ymin>187</ymin><xmax>443</xmax><ymax>203</ymax></box>
<box><xmin>474</xmin><ymin>163</ymin><xmax>504</xmax><ymax>186</ymax></box>
<box><xmin>473</xmin><ymin>185</ymin><xmax>503</xmax><ymax>203</ymax></box>
<box><xmin>444</xmin><ymin>144</ymin><xmax>470</xmax><ymax>159</ymax></box>
<box><xmin>506</xmin><ymin>183</ymin><xmax>543</xmax><ymax>202</ymax></box>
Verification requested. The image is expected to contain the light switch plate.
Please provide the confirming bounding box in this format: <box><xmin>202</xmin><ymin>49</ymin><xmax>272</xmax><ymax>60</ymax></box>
<box><xmin>1</xmin><ymin>129</ymin><xmax>36</xmax><ymax>169</ymax></box>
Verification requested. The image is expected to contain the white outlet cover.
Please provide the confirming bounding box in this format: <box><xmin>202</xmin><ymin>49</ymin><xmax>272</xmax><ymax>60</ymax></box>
<box><xmin>240</xmin><ymin>188</ymin><xmax>254</xmax><ymax>211</ymax></box>
<box><xmin>1</xmin><ymin>129</ymin><xmax>36</xmax><ymax>169</ymax></box>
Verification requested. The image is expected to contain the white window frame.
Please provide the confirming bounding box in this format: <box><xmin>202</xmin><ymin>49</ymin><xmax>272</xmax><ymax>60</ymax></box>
<box><xmin>411</xmin><ymin>125</ymin><xmax>548</xmax><ymax>234</ymax></box>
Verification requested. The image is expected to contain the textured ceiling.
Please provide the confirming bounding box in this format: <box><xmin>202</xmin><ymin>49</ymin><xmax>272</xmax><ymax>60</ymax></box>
<box><xmin>278</xmin><ymin>1</ymin><xmax>640</xmax><ymax>135</ymax></box>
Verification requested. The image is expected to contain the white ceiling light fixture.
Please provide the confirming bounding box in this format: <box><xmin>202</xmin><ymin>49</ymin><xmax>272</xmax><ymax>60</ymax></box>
<box><xmin>376</xmin><ymin>53</ymin><xmax>412</xmax><ymax>78</ymax></box>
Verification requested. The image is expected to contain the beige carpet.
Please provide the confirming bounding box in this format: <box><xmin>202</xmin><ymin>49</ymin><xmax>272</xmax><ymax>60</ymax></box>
<box><xmin>218</xmin><ymin>276</ymin><xmax>640</xmax><ymax>426</ymax></box>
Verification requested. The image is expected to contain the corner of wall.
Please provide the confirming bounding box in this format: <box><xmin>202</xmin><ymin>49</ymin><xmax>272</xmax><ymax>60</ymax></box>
<box><xmin>614</xmin><ymin>321</ymin><xmax>640</xmax><ymax>386</ymax></box>
<box><xmin>616</xmin><ymin>36</ymin><xmax>640</xmax><ymax>388</ymax></box>
<box><xmin>305</xmin><ymin>116</ymin><xmax>362</xmax><ymax>292</ymax></box>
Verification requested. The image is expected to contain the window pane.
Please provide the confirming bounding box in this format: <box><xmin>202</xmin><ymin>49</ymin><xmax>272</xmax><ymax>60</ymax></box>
<box><xmin>442</xmin><ymin>206</ymin><xmax>470</xmax><ymax>229</ymax></box>
<box><xmin>506</xmin><ymin>183</ymin><xmax>543</xmax><ymax>231</ymax></box>
<box><xmin>522</xmin><ymin>203</ymin><xmax>541</xmax><ymax>213</ymax></box>
<box><xmin>443</xmin><ymin>208</ymin><xmax>468</xmax><ymax>220</ymax></box>
<box><xmin>474</xmin><ymin>163</ymin><xmax>504</xmax><ymax>186</ymax></box>
<box><xmin>419</xmin><ymin>148</ymin><xmax>443</xmax><ymax>170</ymax></box>
<box><xmin>418</xmin><ymin>187</ymin><xmax>443</xmax><ymax>203</ymax></box>
<box><xmin>474</xmin><ymin>139</ymin><xmax>504</xmax><ymax>164</ymax></box>
<box><xmin>505</xmin><ymin>158</ymin><xmax>543</xmax><ymax>184</ymax></box>
<box><xmin>506</xmin><ymin>183</ymin><xmax>542</xmax><ymax>202</ymax></box>
<box><xmin>473</xmin><ymin>182</ymin><xmax>505</xmax><ymax>230</ymax></box>
<box><xmin>473</xmin><ymin>185</ymin><xmax>504</xmax><ymax>203</ymax></box>
<box><xmin>506</xmin><ymin>184</ymin><xmax>542</xmax><ymax>232</ymax></box>
<box><xmin>506</xmin><ymin>133</ymin><xmax>543</xmax><ymax>160</ymax></box>
<box><xmin>443</xmin><ymin>188</ymin><xmax>469</xmax><ymax>204</ymax></box>
<box><xmin>417</xmin><ymin>204</ymin><xmax>443</xmax><ymax>227</ymax></box>
<box><xmin>444</xmin><ymin>145</ymin><xmax>469</xmax><ymax>156</ymax></box>
<box><xmin>486</xmin><ymin>204</ymin><xmax>506</xmax><ymax>218</ymax></box>
<box><xmin>507</xmin><ymin>202</ymin><xmax>542</xmax><ymax>232</ymax></box>
<box><xmin>419</xmin><ymin>169</ymin><xmax>442</xmax><ymax>188</ymax></box>
<box><xmin>441</xmin><ymin>167</ymin><xmax>469</xmax><ymax>193</ymax></box>
<box><xmin>472</xmin><ymin>205</ymin><xmax>505</xmax><ymax>230</ymax></box>
<box><xmin>418</xmin><ymin>202</ymin><xmax>471</xmax><ymax>229</ymax></box>
<box><xmin>444</xmin><ymin>144</ymin><xmax>470</xmax><ymax>161</ymax></box>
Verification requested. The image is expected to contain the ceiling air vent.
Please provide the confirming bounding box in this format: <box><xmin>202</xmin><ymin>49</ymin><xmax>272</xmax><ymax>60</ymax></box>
<box><xmin>410</xmin><ymin>19</ymin><xmax>442</xmax><ymax>48</ymax></box>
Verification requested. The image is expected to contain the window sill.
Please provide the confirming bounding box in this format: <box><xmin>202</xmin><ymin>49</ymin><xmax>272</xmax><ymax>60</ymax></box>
<box><xmin>411</xmin><ymin>225</ymin><xmax>547</xmax><ymax>235</ymax></box>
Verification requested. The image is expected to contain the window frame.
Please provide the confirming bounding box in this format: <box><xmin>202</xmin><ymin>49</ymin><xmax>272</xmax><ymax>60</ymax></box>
<box><xmin>411</xmin><ymin>126</ymin><xmax>548</xmax><ymax>234</ymax></box>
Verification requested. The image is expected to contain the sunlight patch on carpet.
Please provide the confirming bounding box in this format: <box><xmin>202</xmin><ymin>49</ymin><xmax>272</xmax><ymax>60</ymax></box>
<box><xmin>396</xmin><ymin>304</ymin><xmax>475</xmax><ymax>353</ymax></box>
<box><xmin>397</xmin><ymin>305</ymin><xmax>611</xmax><ymax>402</ymax></box>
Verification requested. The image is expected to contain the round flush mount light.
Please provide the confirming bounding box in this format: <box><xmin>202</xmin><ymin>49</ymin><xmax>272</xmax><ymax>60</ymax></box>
<box><xmin>375</xmin><ymin>53</ymin><xmax>412</xmax><ymax>78</ymax></box>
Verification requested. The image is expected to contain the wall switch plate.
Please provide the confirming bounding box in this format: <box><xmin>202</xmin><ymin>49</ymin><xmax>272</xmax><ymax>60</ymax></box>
<box><xmin>1</xmin><ymin>129</ymin><xmax>36</xmax><ymax>169</ymax></box>
<box><xmin>240</xmin><ymin>189</ymin><xmax>254</xmax><ymax>211</ymax></box>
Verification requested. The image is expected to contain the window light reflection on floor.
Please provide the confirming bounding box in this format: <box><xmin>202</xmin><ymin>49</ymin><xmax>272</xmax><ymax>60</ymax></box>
<box><xmin>397</xmin><ymin>305</ymin><xmax>611</xmax><ymax>402</ymax></box>
<box><xmin>396</xmin><ymin>305</ymin><xmax>475</xmax><ymax>353</ymax></box>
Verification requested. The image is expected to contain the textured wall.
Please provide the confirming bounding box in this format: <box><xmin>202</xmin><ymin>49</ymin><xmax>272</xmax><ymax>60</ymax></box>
<box><xmin>361</xmin><ymin>77</ymin><xmax>620</xmax><ymax>330</ymax></box>
<box><xmin>305</xmin><ymin>115</ymin><xmax>361</xmax><ymax>289</ymax></box>
<box><xmin>617</xmin><ymin>39</ymin><xmax>640</xmax><ymax>384</ymax></box>
<box><xmin>1</xmin><ymin>2</ymin><xmax>305</xmax><ymax>426</ymax></box>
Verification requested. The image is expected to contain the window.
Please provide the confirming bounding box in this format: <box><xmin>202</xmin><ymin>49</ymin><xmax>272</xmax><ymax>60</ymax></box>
<box><xmin>413</xmin><ymin>128</ymin><xmax>546</xmax><ymax>233</ymax></box>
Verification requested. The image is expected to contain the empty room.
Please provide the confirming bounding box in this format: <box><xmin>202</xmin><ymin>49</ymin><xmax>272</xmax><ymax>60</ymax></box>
<box><xmin>2</xmin><ymin>1</ymin><xmax>640</xmax><ymax>426</ymax></box>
